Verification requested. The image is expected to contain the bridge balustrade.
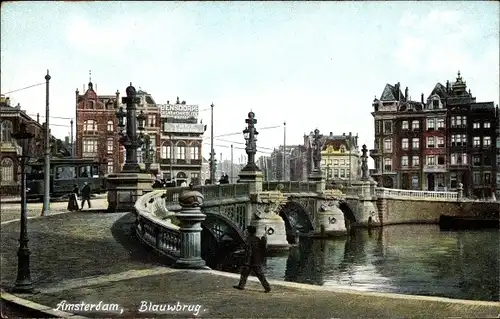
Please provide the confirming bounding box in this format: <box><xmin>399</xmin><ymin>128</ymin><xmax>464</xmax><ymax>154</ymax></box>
<box><xmin>163</xmin><ymin>184</ymin><xmax>250</xmax><ymax>207</ymax></box>
<box><xmin>262</xmin><ymin>181</ymin><xmax>316</xmax><ymax>193</ymax></box>
<box><xmin>376</xmin><ymin>187</ymin><xmax>458</xmax><ymax>200</ymax></box>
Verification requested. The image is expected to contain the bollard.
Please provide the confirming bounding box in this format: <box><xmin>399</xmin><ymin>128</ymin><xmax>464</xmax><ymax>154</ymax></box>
<box><xmin>174</xmin><ymin>189</ymin><xmax>208</xmax><ymax>269</ymax></box>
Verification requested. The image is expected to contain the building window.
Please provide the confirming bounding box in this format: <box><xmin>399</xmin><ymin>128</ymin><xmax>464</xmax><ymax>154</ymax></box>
<box><xmin>437</xmin><ymin>137</ymin><xmax>445</xmax><ymax>147</ymax></box>
<box><xmin>333</xmin><ymin>169</ymin><xmax>339</xmax><ymax>178</ymax></box>
<box><xmin>450</xmin><ymin>173</ymin><xmax>458</xmax><ymax>188</ymax></box>
<box><xmin>84</xmin><ymin>120</ymin><xmax>97</xmax><ymax>132</ymax></box>
<box><xmin>1</xmin><ymin>157</ymin><xmax>14</xmax><ymax>181</ymax></box>
<box><xmin>86</xmin><ymin>101</ymin><xmax>94</xmax><ymax>109</ymax></box>
<box><xmin>437</xmin><ymin>118</ymin><xmax>445</xmax><ymax>129</ymax></box>
<box><xmin>426</xmin><ymin>155</ymin><xmax>435</xmax><ymax>165</ymax></box>
<box><xmin>473</xmin><ymin>172</ymin><xmax>481</xmax><ymax>184</ymax></box>
<box><xmin>383</xmin><ymin>121</ymin><xmax>392</xmax><ymax>134</ymax></box>
<box><xmin>176</xmin><ymin>144</ymin><xmax>186</xmax><ymax>160</ymax></box>
<box><xmin>462</xmin><ymin>153</ymin><xmax>468</xmax><ymax>164</ymax></box>
<box><xmin>161</xmin><ymin>142</ymin><xmax>171</xmax><ymax>159</ymax></box>
<box><xmin>412</xmin><ymin>138</ymin><xmax>419</xmax><ymax>149</ymax></box>
<box><xmin>0</xmin><ymin>120</ymin><xmax>13</xmax><ymax>142</ymax></box>
<box><xmin>148</xmin><ymin>115</ymin><xmax>156</xmax><ymax>127</ymax></box>
<box><xmin>384</xmin><ymin>138</ymin><xmax>392</xmax><ymax>151</ymax></box>
<box><xmin>473</xmin><ymin>155</ymin><xmax>481</xmax><ymax>166</ymax></box>
<box><xmin>401</xmin><ymin>138</ymin><xmax>409</xmax><ymax>150</ymax></box>
<box><xmin>384</xmin><ymin>158</ymin><xmax>392</xmax><ymax>171</ymax></box>
<box><xmin>333</xmin><ymin>160</ymin><xmax>339</xmax><ymax>165</ymax></box>
<box><xmin>484</xmin><ymin>122</ymin><xmax>491</xmax><ymax>129</ymax></box>
<box><xmin>411</xmin><ymin>175</ymin><xmax>419</xmax><ymax>189</ymax></box>
<box><xmin>412</xmin><ymin>120</ymin><xmax>419</xmax><ymax>130</ymax></box>
<box><xmin>107</xmin><ymin>160</ymin><xmax>114</xmax><ymax>174</ymax></box>
<box><xmin>426</xmin><ymin>137</ymin><xmax>435</xmax><ymax>148</ymax></box>
<box><xmin>473</xmin><ymin>136</ymin><xmax>481</xmax><ymax>147</ymax></box>
<box><xmin>484</xmin><ymin>156</ymin><xmax>491</xmax><ymax>166</ymax></box>
<box><xmin>451</xmin><ymin>153</ymin><xmax>457</xmax><ymax>165</ymax></box>
<box><xmin>340</xmin><ymin>159</ymin><xmax>346</xmax><ymax>165</ymax></box>
<box><xmin>484</xmin><ymin>136</ymin><xmax>491</xmax><ymax>146</ymax></box>
<box><xmin>401</xmin><ymin>156</ymin><xmax>408</xmax><ymax>167</ymax></box>
<box><xmin>107</xmin><ymin>120</ymin><xmax>114</xmax><ymax>131</ymax></box>
<box><xmin>340</xmin><ymin>146</ymin><xmax>346</xmax><ymax>153</ymax></box>
<box><xmin>437</xmin><ymin>155</ymin><xmax>445</xmax><ymax>165</ymax></box>
<box><xmin>427</xmin><ymin>118</ymin><xmax>435</xmax><ymax>130</ymax></box>
<box><xmin>107</xmin><ymin>138</ymin><xmax>113</xmax><ymax>154</ymax></box>
<box><xmin>432</xmin><ymin>100</ymin><xmax>439</xmax><ymax>109</ymax></box>
<box><xmin>461</xmin><ymin>134</ymin><xmax>467</xmax><ymax>146</ymax></box>
<box><xmin>484</xmin><ymin>172</ymin><xmax>491</xmax><ymax>184</ymax></box>
<box><xmin>402</xmin><ymin>121</ymin><xmax>409</xmax><ymax>130</ymax></box>
<box><xmin>412</xmin><ymin>156</ymin><xmax>419</xmax><ymax>167</ymax></box>
<box><xmin>82</xmin><ymin>138</ymin><xmax>98</xmax><ymax>157</ymax></box>
<box><xmin>375</xmin><ymin>121</ymin><xmax>382</xmax><ymax>134</ymax></box>
<box><xmin>340</xmin><ymin>169</ymin><xmax>345</xmax><ymax>178</ymax></box>
<box><xmin>473</xmin><ymin>122</ymin><xmax>480</xmax><ymax>129</ymax></box>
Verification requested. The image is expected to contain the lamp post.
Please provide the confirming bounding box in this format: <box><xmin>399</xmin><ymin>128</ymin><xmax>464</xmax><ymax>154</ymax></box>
<box><xmin>11</xmin><ymin>122</ymin><xmax>34</xmax><ymax>293</ymax></box>
<box><xmin>241</xmin><ymin>111</ymin><xmax>260</xmax><ymax>171</ymax></box>
<box><xmin>115</xmin><ymin>83</ymin><xmax>146</xmax><ymax>173</ymax></box>
<box><xmin>142</xmin><ymin>135</ymin><xmax>153</xmax><ymax>173</ymax></box>
<box><xmin>42</xmin><ymin>70</ymin><xmax>51</xmax><ymax>216</ymax></box>
<box><xmin>209</xmin><ymin>103</ymin><xmax>216</xmax><ymax>184</ymax></box>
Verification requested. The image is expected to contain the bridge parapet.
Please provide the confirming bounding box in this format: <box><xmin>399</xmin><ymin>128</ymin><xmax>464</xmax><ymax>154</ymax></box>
<box><xmin>163</xmin><ymin>184</ymin><xmax>250</xmax><ymax>207</ymax></box>
<box><xmin>262</xmin><ymin>181</ymin><xmax>317</xmax><ymax>193</ymax></box>
<box><xmin>376</xmin><ymin>187</ymin><xmax>458</xmax><ymax>201</ymax></box>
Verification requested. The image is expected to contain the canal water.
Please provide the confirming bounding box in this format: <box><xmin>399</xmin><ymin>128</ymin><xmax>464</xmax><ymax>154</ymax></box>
<box><xmin>257</xmin><ymin>225</ymin><xmax>498</xmax><ymax>302</ymax></box>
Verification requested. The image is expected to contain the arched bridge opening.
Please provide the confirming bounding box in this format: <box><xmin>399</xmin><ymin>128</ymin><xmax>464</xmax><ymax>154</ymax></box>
<box><xmin>279</xmin><ymin>201</ymin><xmax>314</xmax><ymax>244</ymax></box>
<box><xmin>201</xmin><ymin>212</ymin><xmax>246</xmax><ymax>271</ymax></box>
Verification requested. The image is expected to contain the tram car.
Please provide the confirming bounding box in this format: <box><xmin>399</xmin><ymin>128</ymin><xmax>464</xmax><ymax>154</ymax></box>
<box><xmin>26</xmin><ymin>157</ymin><xmax>106</xmax><ymax>201</ymax></box>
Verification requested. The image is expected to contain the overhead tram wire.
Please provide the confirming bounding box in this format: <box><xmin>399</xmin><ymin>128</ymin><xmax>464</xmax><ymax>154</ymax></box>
<box><xmin>1</xmin><ymin>82</ymin><xmax>45</xmax><ymax>95</ymax></box>
<box><xmin>214</xmin><ymin>137</ymin><xmax>275</xmax><ymax>151</ymax></box>
<box><xmin>202</xmin><ymin>142</ymin><xmax>273</xmax><ymax>155</ymax></box>
<box><xmin>28</xmin><ymin>114</ymin><xmax>73</xmax><ymax>120</ymax></box>
<box><xmin>203</xmin><ymin>125</ymin><xmax>282</xmax><ymax>140</ymax></box>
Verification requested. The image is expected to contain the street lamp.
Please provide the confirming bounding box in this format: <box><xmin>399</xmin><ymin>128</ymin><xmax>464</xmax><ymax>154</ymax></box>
<box><xmin>115</xmin><ymin>83</ymin><xmax>146</xmax><ymax>173</ymax></box>
<box><xmin>11</xmin><ymin>122</ymin><xmax>34</xmax><ymax>293</ymax></box>
<box><xmin>241</xmin><ymin>111</ymin><xmax>260</xmax><ymax>172</ymax></box>
<box><xmin>141</xmin><ymin>135</ymin><xmax>153</xmax><ymax>173</ymax></box>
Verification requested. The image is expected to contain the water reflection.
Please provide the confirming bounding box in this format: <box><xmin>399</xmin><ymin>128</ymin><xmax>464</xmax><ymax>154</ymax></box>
<box><xmin>263</xmin><ymin>225</ymin><xmax>499</xmax><ymax>301</ymax></box>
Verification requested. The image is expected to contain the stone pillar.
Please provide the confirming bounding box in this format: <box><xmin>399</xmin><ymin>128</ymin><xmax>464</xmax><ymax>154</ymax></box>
<box><xmin>238</xmin><ymin>169</ymin><xmax>263</xmax><ymax>193</ymax></box>
<box><xmin>174</xmin><ymin>189</ymin><xmax>208</xmax><ymax>269</ymax></box>
<box><xmin>249</xmin><ymin>191</ymin><xmax>289</xmax><ymax>251</ymax></box>
<box><xmin>457</xmin><ymin>183</ymin><xmax>463</xmax><ymax>200</ymax></box>
<box><xmin>314</xmin><ymin>190</ymin><xmax>347</xmax><ymax>237</ymax></box>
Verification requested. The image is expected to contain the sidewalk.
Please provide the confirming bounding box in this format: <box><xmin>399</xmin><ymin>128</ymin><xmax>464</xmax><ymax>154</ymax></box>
<box><xmin>22</xmin><ymin>269</ymin><xmax>500</xmax><ymax>318</ymax></box>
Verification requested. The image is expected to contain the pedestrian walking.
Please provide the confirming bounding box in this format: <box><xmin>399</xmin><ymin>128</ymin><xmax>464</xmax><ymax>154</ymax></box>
<box><xmin>67</xmin><ymin>184</ymin><xmax>79</xmax><ymax>211</ymax></box>
<box><xmin>80</xmin><ymin>182</ymin><xmax>92</xmax><ymax>210</ymax></box>
<box><xmin>233</xmin><ymin>225</ymin><xmax>271</xmax><ymax>293</ymax></box>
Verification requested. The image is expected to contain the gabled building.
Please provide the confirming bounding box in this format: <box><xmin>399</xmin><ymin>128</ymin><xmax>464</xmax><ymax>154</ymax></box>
<box><xmin>75</xmin><ymin>81</ymin><xmax>122</xmax><ymax>175</ymax></box>
<box><xmin>317</xmin><ymin>132</ymin><xmax>360</xmax><ymax>185</ymax></box>
<box><xmin>370</xmin><ymin>72</ymin><xmax>498</xmax><ymax>198</ymax></box>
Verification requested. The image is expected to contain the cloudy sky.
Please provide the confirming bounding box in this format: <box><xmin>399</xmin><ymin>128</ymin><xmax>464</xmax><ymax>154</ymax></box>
<box><xmin>1</xmin><ymin>1</ymin><xmax>498</xmax><ymax>163</ymax></box>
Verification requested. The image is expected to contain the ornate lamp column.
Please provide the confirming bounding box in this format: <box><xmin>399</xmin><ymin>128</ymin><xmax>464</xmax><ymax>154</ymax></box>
<box><xmin>175</xmin><ymin>188</ymin><xmax>208</xmax><ymax>269</ymax></box>
<box><xmin>106</xmin><ymin>83</ymin><xmax>153</xmax><ymax>212</ymax></box>
<box><xmin>238</xmin><ymin>111</ymin><xmax>263</xmax><ymax>193</ymax></box>
<box><xmin>11</xmin><ymin>123</ymin><xmax>35</xmax><ymax>292</ymax></box>
<box><xmin>308</xmin><ymin>128</ymin><xmax>325</xmax><ymax>191</ymax></box>
<box><xmin>142</xmin><ymin>135</ymin><xmax>153</xmax><ymax>173</ymax></box>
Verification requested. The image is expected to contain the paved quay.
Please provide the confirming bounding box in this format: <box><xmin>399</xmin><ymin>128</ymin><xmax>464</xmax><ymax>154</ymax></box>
<box><xmin>1</xmin><ymin>209</ymin><xmax>499</xmax><ymax>318</ymax></box>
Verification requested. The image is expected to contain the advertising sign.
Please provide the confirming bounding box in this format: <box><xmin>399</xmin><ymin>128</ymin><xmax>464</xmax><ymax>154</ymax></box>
<box><xmin>159</xmin><ymin>104</ymin><xmax>199</xmax><ymax>119</ymax></box>
<box><xmin>163</xmin><ymin>123</ymin><xmax>206</xmax><ymax>133</ymax></box>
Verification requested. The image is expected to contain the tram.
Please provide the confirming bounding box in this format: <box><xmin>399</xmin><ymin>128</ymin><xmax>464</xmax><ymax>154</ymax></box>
<box><xmin>26</xmin><ymin>157</ymin><xmax>106</xmax><ymax>201</ymax></box>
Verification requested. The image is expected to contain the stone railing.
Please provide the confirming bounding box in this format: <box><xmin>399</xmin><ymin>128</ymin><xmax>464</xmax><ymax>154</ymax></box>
<box><xmin>262</xmin><ymin>181</ymin><xmax>317</xmax><ymax>193</ymax></box>
<box><xmin>135</xmin><ymin>190</ymin><xmax>181</xmax><ymax>261</ymax></box>
<box><xmin>163</xmin><ymin>184</ymin><xmax>250</xmax><ymax>207</ymax></box>
<box><xmin>376</xmin><ymin>187</ymin><xmax>458</xmax><ymax>201</ymax></box>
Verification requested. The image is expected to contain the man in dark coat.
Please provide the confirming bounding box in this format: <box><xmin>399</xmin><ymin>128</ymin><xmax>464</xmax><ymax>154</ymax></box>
<box><xmin>233</xmin><ymin>225</ymin><xmax>271</xmax><ymax>293</ymax></box>
<box><xmin>80</xmin><ymin>182</ymin><xmax>92</xmax><ymax>210</ymax></box>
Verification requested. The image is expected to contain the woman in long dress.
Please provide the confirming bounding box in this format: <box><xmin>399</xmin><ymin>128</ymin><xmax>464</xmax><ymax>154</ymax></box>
<box><xmin>67</xmin><ymin>185</ymin><xmax>79</xmax><ymax>211</ymax></box>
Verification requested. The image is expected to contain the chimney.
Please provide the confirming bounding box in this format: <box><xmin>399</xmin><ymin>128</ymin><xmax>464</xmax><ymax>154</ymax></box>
<box><xmin>37</xmin><ymin>113</ymin><xmax>40</xmax><ymax>123</ymax></box>
<box><xmin>349</xmin><ymin>132</ymin><xmax>352</xmax><ymax>136</ymax></box>
<box><xmin>405</xmin><ymin>87</ymin><xmax>408</xmax><ymax>101</ymax></box>
<box><xmin>421</xmin><ymin>93</ymin><xmax>424</xmax><ymax>104</ymax></box>
<box><xmin>446</xmin><ymin>80</ymin><xmax>450</xmax><ymax>92</ymax></box>
<box><xmin>329</xmin><ymin>132</ymin><xmax>333</xmax><ymax>136</ymax></box>
<box><xmin>343</xmin><ymin>132</ymin><xmax>346</xmax><ymax>136</ymax></box>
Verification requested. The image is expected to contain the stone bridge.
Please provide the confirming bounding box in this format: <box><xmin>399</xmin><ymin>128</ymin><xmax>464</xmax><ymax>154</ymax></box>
<box><xmin>133</xmin><ymin>174</ymin><xmax>498</xmax><ymax>268</ymax></box>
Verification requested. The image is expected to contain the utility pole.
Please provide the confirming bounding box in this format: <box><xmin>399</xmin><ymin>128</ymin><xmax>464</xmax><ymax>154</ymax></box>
<box><xmin>283</xmin><ymin>121</ymin><xmax>286</xmax><ymax>181</ymax></box>
<box><xmin>209</xmin><ymin>103</ymin><xmax>216</xmax><ymax>184</ymax></box>
<box><xmin>42</xmin><ymin>70</ymin><xmax>51</xmax><ymax>217</ymax></box>
<box><xmin>230</xmin><ymin>144</ymin><xmax>234</xmax><ymax>183</ymax></box>
<box><xmin>70</xmin><ymin>119</ymin><xmax>74</xmax><ymax>157</ymax></box>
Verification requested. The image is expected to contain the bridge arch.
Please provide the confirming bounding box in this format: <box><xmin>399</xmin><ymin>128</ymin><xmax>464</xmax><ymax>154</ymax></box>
<box><xmin>201</xmin><ymin>212</ymin><xmax>246</xmax><ymax>269</ymax></box>
<box><xmin>279</xmin><ymin>201</ymin><xmax>314</xmax><ymax>237</ymax></box>
<box><xmin>338</xmin><ymin>200</ymin><xmax>357</xmax><ymax>223</ymax></box>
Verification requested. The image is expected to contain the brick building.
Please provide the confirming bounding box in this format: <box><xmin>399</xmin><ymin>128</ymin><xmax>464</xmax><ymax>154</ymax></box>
<box><xmin>75</xmin><ymin>81</ymin><xmax>122</xmax><ymax>174</ymax></box>
<box><xmin>370</xmin><ymin>72</ymin><xmax>498</xmax><ymax>198</ymax></box>
<box><xmin>1</xmin><ymin>95</ymin><xmax>67</xmax><ymax>195</ymax></box>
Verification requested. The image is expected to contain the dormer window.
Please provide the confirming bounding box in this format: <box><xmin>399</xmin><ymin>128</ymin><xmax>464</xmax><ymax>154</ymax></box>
<box><xmin>432</xmin><ymin>100</ymin><xmax>439</xmax><ymax>109</ymax></box>
<box><xmin>86</xmin><ymin>101</ymin><xmax>94</xmax><ymax>109</ymax></box>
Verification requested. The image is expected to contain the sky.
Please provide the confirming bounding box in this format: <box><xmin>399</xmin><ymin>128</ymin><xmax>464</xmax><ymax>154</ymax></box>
<box><xmin>1</xmin><ymin>1</ymin><xmax>499</xmax><ymax>165</ymax></box>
